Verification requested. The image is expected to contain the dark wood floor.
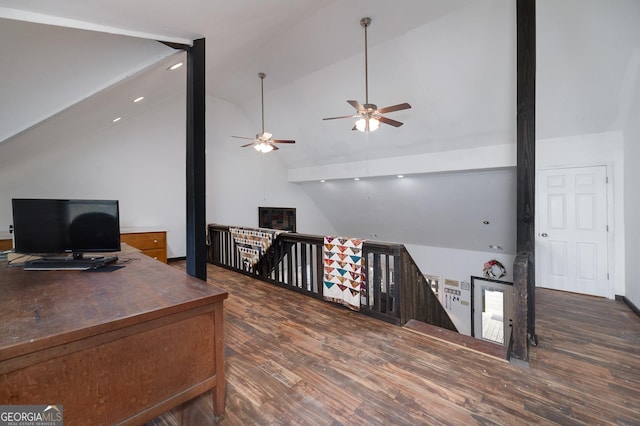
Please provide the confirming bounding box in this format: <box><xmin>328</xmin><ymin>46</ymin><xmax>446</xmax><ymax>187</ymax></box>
<box><xmin>150</xmin><ymin>262</ymin><xmax>640</xmax><ymax>425</ymax></box>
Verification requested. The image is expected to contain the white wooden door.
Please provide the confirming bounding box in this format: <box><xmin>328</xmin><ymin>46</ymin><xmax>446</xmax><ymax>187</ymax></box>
<box><xmin>537</xmin><ymin>166</ymin><xmax>609</xmax><ymax>297</ymax></box>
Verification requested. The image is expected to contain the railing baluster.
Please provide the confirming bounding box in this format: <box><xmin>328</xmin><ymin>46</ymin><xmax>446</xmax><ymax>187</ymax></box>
<box><xmin>384</xmin><ymin>254</ymin><xmax>391</xmax><ymax>314</ymax></box>
<box><xmin>373</xmin><ymin>253</ymin><xmax>381</xmax><ymax>314</ymax></box>
<box><xmin>300</xmin><ymin>243</ymin><xmax>308</xmax><ymax>291</ymax></box>
<box><xmin>316</xmin><ymin>243</ymin><xmax>323</xmax><ymax>298</ymax></box>
<box><xmin>289</xmin><ymin>243</ymin><xmax>296</xmax><ymax>287</ymax></box>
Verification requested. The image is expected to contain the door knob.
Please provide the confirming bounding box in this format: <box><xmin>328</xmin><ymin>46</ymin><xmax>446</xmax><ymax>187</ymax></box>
<box><xmin>540</xmin><ymin>233</ymin><xmax>548</xmax><ymax>237</ymax></box>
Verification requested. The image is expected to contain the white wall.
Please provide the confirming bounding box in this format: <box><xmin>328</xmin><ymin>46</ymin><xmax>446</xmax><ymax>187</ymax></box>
<box><xmin>624</xmin><ymin>105</ymin><xmax>640</xmax><ymax>307</ymax></box>
<box><xmin>0</xmin><ymin>91</ymin><xmax>188</xmax><ymax>257</ymax></box>
<box><xmin>288</xmin><ymin>144</ymin><xmax>516</xmax><ymax>182</ymax></box>
<box><xmin>405</xmin><ymin>243</ymin><xmax>515</xmax><ymax>335</ymax></box>
<box><xmin>536</xmin><ymin>131</ymin><xmax>625</xmax><ymax>297</ymax></box>
<box><xmin>206</xmin><ymin>95</ymin><xmax>336</xmax><ymax>236</ymax></box>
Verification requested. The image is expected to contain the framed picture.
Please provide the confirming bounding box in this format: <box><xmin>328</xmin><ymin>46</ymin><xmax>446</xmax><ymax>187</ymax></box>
<box><xmin>259</xmin><ymin>207</ymin><xmax>296</xmax><ymax>232</ymax></box>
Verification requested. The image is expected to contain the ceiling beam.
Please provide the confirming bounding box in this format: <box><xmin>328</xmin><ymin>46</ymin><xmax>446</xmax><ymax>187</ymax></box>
<box><xmin>0</xmin><ymin>6</ymin><xmax>192</xmax><ymax>46</ymax></box>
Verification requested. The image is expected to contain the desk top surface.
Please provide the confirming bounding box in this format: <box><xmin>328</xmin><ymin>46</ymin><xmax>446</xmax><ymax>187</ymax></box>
<box><xmin>0</xmin><ymin>249</ymin><xmax>227</xmax><ymax>361</ymax></box>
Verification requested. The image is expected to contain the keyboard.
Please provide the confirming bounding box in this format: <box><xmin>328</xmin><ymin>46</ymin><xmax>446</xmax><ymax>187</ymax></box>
<box><xmin>24</xmin><ymin>256</ymin><xmax>118</xmax><ymax>271</ymax></box>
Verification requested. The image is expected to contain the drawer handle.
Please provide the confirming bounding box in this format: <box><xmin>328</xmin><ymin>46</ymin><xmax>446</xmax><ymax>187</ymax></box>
<box><xmin>153</xmin><ymin>239</ymin><xmax>158</xmax><ymax>243</ymax></box>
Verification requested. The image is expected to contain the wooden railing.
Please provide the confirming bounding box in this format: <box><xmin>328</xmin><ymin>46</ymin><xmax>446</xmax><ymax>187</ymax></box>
<box><xmin>207</xmin><ymin>224</ymin><xmax>457</xmax><ymax>331</ymax></box>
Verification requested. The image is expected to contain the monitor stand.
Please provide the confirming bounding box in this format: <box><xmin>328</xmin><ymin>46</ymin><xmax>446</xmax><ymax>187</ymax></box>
<box><xmin>71</xmin><ymin>252</ymin><xmax>111</xmax><ymax>262</ymax></box>
<box><xmin>25</xmin><ymin>254</ymin><xmax>118</xmax><ymax>270</ymax></box>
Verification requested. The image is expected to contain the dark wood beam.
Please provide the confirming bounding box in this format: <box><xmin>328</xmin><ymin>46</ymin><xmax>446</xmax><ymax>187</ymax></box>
<box><xmin>159</xmin><ymin>40</ymin><xmax>191</xmax><ymax>51</ymax></box>
<box><xmin>511</xmin><ymin>0</ymin><xmax>537</xmax><ymax>364</ymax></box>
<box><xmin>186</xmin><ymin>38</ymin><xmax>207</xmax><ymax>280</ymax></box>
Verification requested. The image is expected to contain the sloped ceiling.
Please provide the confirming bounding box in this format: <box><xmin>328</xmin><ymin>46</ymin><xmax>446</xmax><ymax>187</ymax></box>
<box><xmin>0</xmin><ymin>18</ymin><xmax>175</xmax><ymax>143</ymax></box>
<box><xmin>0</xmin><ymin>0</ymin><xmax>638</xmax><ymax>255</ymax></box>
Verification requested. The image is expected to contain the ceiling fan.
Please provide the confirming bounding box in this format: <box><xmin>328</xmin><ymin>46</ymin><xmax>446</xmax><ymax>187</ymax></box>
<box><xmin>323</xmin><ymin>17</ymin><xmax>411</xmax><ymax>132</ymax></box>
<box><xmin>233</xmin><ymin>72</ymin><xmax>295</xmax><ymax>153</ymax></box>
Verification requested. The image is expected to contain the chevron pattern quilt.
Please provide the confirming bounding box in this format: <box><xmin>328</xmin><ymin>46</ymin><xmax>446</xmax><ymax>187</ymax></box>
<box><xmin>323</xmin><ymin>236</ymin><xmax>365</xmax><ymax>311</ymax></box>
<box><xmin>230</xmin><ymin>227</ymin><xmax>283</xmax><ymax>270</ymax></box>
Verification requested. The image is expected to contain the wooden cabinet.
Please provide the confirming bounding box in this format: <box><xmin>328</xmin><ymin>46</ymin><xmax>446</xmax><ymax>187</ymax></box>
<box><xmin>121</xmin><ymin>230</ymin><xmax>167</xmax><ymax>263</ymax></box>
<box><xmin>1</xmin><ymin>232</ymin><xmax>168</xmax><ymax>263</ymax></box>
<box><xmin>0</xmin><ymin>239</ymin><xmax>11</xmax><ymax>251</ymax></box>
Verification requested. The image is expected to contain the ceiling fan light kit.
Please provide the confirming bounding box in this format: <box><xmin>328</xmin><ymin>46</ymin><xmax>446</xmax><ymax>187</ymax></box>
<box><xmin>254</xmin><ymin>142</ymin><xmax>274</xmax><ymax>153</ymax></box>
<box><xmin>323</xmin><ymin>17</ymin><xmax>411</xmax><ymax>132</ymax></box>
<box><xmin>355</xmin><ymin>116</ymin><xmax>379</xmax><ymax>132</ymax></box>
<box><xmin>232</xmin><ymin>72</ymin><xmax>295</xmax><ymax>153</ymax></box>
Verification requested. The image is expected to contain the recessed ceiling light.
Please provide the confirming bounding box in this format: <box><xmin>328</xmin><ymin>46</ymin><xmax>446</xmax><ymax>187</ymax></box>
<box><xmin>133</xmin><ymin>96</ymin><xmax>144</xmax><ymax>103</ymax></box>
<box><xmin>483</xmin><ymin>220</ymin><xmax>490</xmax><ymax>225</ymax></box>
<box><xmin>168</xmin><ymin>62</ymin><xmax>183</xmax><ymax>70</ymax></box>
<box><xmin>397</xmin><ymin>175</ymin><xmax>404</xmax><ymax>178</ymax></box>
<box><xmin>112</xmin><ymin>117</ymin><xmax>122</xmax><ymax>123</ymax></box>
<box><xmin>320</xmin><ymin>180</ymin><xmax>326</xmax><ymax>183</ymax></box>
<box><xmin>354</xmin><ymin>177</ymin><xmax>360</xmax><ymax>181</ymax></box>
<box><xmin>489</xmin><ymin>245</ymin><xmax>503</xmax><ymax>251</ymax></box>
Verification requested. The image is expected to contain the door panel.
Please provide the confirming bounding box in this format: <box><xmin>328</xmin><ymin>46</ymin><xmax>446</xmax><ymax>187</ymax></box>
<box><xmin>538</xmin><ymin>166</ymin><xmax>609</xmax><ymax>297</ymax></box>
<box><xmin>549</xmin><ymin>194</ymin><xmax>566</xmax><ymax>228</ymax></box>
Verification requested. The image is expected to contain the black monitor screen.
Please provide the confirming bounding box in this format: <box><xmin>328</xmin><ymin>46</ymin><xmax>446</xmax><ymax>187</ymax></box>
<box><xmin>12</xmin><ymin>199</ymin><xmax>121</xmax><ymax>255</ymax></box>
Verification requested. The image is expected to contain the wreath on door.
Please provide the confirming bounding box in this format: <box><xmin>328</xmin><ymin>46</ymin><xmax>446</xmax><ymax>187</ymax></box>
<box><xmin>483</xmin><ymin>259</ymin><xmax>506</xmax><ymax>279</ymax></box>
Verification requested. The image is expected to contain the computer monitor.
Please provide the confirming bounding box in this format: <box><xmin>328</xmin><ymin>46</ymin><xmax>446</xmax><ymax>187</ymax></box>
<box><xmin>12</xmin><ymin>198</ymin><xmax>121</xmax><ymax>259</ymax></box>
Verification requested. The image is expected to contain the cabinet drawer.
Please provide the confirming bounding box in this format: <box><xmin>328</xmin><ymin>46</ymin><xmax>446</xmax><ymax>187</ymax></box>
<box><xmin>141</xmin><ymin>248</ymin><xmax>167</xmax><ymax>263</ymax></box>
<box><xmin>0</xmin><ymin>239</ymin><xmax>12</xmax><ymax>251</ymax></box>
<box><xmin>121</xmin><ymin>232</ymin><xmax>166</xmax><ymax>251</ymax></box>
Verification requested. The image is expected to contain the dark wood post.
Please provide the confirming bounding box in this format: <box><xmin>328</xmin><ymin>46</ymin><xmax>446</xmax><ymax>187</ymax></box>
<box><xmin>186</xmin><ymin>38</ymin><xmax>207</xmax><ymax>280</ymax></box>
<box><xmin>512</xmin><ymin>0</ymin><xmax>537</xmax><ymax>364</ymax></box>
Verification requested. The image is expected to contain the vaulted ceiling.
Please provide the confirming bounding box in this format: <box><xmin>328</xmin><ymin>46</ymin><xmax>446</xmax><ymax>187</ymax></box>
<box><xmin>2</xmin><ymin>0</ymin><xmax>636</xmax><ymax>166</ymax></box>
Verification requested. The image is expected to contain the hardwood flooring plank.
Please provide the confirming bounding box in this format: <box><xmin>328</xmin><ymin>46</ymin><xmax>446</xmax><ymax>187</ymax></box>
<box><xmin>148</xmin><ymin>263</ymin><xmax>640</xmax><ymax>425</ymax></box>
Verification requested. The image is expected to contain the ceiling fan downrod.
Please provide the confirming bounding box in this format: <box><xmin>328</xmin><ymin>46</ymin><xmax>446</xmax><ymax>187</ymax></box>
<box><xmin>232</xmin><ymin>72</ymin><xmax>295</xmax><ymax>151</ymax></box>
<box><xmin>361</xmin><ymin>17</ymin><xmax>371</xmax><ymax>106</ymax></box>
<box><xmin>259</xmin><ymin>72</ymin><xmax>266</xmax><ymax>134</ymax></box>
<box><xmin>321</xmin><ymin>16</ymin><xmax>410</xmax><ymax>131</ymax></box>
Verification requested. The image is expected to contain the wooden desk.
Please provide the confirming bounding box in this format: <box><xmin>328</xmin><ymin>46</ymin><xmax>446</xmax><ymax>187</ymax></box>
<box><xmin>0</xmin><ymin>250</ymin><xmax>227</xmax><ymax>425</ymax></box>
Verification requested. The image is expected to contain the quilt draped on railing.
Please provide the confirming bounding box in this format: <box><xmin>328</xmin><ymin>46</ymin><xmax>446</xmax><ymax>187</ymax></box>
<box><xmin>230</xmin><ymin>227</ymin><xmax>285</xmax><ymax>270</ymax></box>
<box><xmin>322</xmin><ymin>236</ymin><xmax>365</xmax><ymax>311</ymax></box>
